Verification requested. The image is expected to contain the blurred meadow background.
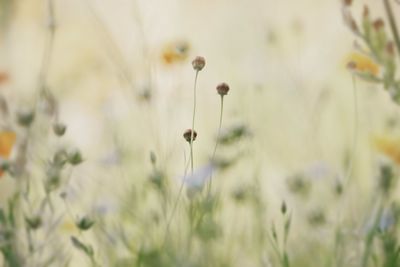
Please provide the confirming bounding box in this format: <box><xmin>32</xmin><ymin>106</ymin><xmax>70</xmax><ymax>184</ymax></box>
<box><xmin>1</xmin><ymin>0</ymin><xmax>400</xmax><ymax>266</ymax></box>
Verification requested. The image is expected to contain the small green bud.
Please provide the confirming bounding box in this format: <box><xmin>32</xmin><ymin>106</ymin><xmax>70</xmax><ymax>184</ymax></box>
<box><xmin>150</xmin><ymin>151</ymin><xmax>156</xmax><ymax>165</ymax></box>
<box><xmin>0</xmin><ymin>159</ymin><xmax>10</xmax><ymax>172</ymax></box>
<box><xmin>17</xmin><ymin>109</ymin><xmax>35</xmax><ymax>127</ymax></box>
<box><xmin>68</xmin><ymin>149</ymin><xmax>83</xmax><ymax>165</ymax></box>
<box><xmin>281</xmin><ymin>201</ymin><xmax>287</xmax><ymax>215</ymax></box>
<box><xmin>53</xmin><ymin>149</ymin><xmax>68</xmax><ymax>166</ymax></box>
<box><xmin>76</xmin><ymin>216</ymin><xmax>95</xmax><ymax>231</ymax></box>
<box><xmin>53</xmin><ymin>122</ymin><xmax>67</xmax><ymax>136</ymax></box>
<box><xmin>25</xmin><ymin>215</ymin><xmax>42</xmax><ymax>230</ymax></box>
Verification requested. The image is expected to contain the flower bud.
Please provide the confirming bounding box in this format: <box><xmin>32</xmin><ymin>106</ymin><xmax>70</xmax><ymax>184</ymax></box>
<box><xmin>76</xmin><ymin>216</ymin><xmax>95</xmax><ymax>231</ymax></box>
<box><xmin>53</xmin><ymin>122</ymin><xmax>67</xmax><ymax>136</ymax></box>
<box><xmin>386</xmin><ymin>41</ymin><xmax>395</xmax><ymax>56</ymax></box>
<box><xmin>373</xmin><ymin>19</ymin><xmax>384</xmax><ymax>31</ymax></box>
<box><xmin>192</xmin><ymin>56</ymin><xmax>205</xmax><ymax>71</ymax></box>
<box><xmin>17</xmin><ymin>109</ymin><xmax>35</xmax><ymax>127</ymax></box>
<box><xmin>216</xmin><ymin>82</ymin><xmax>230</xmax><ymax>96</ymax></box>
<box><xmin>343</xmin><ymin>0</ymin><xmax>352</xmax><ymax>6</ymax></box>
<box><xmin>25</xmin><ymin>215</ymin><xmax>42</xmax><ymax>230</ymax></box>
<box><xmin>281</xmin><ymin>201</ymin><xmax>287</xmax><ymax>215</ymax></box>
<box><xmin>183</xmin><ymin>129</ymin><xmax>197</xmax><ymax>143</ymax></box>
<box><xmin>68</xmin><ymin>149</ymin><xmax>83</xmax><ymax>165</ymax></box>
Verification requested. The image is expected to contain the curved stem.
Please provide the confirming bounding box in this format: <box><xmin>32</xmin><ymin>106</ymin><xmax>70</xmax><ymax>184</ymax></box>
<box><xmin>207</xmin><ymin>96</ymin><xmax>224</xmax><ymax>195</ymax></box>
<box><xmin>163</xmin><ymin>156</ymin><xmax>190</xmax><ymax>244</ymax></box>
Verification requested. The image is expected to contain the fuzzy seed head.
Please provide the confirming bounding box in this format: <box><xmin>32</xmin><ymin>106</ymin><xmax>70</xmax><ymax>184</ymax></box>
<box><xmin>192</xmin><ymin>56</ymin><xmax>205</xmax><ymax>71</ymax></box>
<box><xmin>183</xmin><ymin>129</ymin><xmax>197</xmax><ymax>143</ymax></box>
<box><xmin>216</xmin><ymin>82</ymin><xmax>230</xmax><ymax>96</ymax></box>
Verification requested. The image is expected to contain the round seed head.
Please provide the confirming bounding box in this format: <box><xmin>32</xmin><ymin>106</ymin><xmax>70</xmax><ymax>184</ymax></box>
<box><xmin>183</xmin><ymin>129</ymin><xmax>197</xmax><ymax>143</ymax></box>
<box><xmin>216</xmin><ymin>82</ymin><xmax>230</xmax><ymax>96</ymax></box>
<box><xmin>192</xmin><ymin>56</ymin><xmax>205</xmax><ymax>71</ymax></box>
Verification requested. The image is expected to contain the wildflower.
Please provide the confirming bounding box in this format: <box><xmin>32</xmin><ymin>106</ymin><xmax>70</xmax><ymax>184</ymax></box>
<box><xmin>183</xmin><ymin>129</ymin><xmax>197</xmax><ymax>143</ymax></box>
<box><xmin>0</xmin><ymin>131</ymin><xmax>16</xmax><ymax>177</ymax></box>
<box><xmin>373</xmin><ymin>134</ymin><xmax>400</xmax><ymax>164</ymax></box>
<box><xmin>346</xmin><ymin>52</ymin><xmax>380</xmax><ymax>76</ymax></box>
<box><xmin>216</xmin><ymin>82</ymin><xmax>230</xmax><ymax>96</ymax></box>
<box><xmin>161</xmin><ymin>40</ymin><xmax>190</xmax><ymax>65</ymax></box>
<box><xmin>192</xmin><ymin>56</ymin><xmax>206</xmax><ymax>71</ymax></box>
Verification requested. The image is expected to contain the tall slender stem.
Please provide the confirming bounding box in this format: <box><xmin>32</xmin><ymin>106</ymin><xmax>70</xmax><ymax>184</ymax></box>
<box><xmin>190</xmin><ymin>71</ymin><xmax>199</xmax><ymax>175</ymax></box>
<box><xmin>344</xmin><ymin>75</ymin><xmax>358</xmax><ymax>184</ymax></box>
<box><xmin>207</xmin><ymin>96</ymin><xmax>224</xmax><ymax>194</ymax></box>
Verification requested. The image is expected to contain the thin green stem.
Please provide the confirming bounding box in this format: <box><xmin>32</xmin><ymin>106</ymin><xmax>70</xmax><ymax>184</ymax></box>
<box><xmin>190</xmin><ymin>71</ymin><xmax>199</xmax><ymax>175</ymax></box>
<box><xmin>163</xmin><ymin>156</ymin><xmax>190</xmax><ymax>245</ymax></box>
<box><xmin>207</xmin><ymin>96</ymin><xmax>224</xmax><ymax>195</ymax></box>
<box><xmin>383</xmin><ymin>0</ymin><xmax>400</xmax><ymax>63</ymax></box>
<box><xmin>344</xmin><ymin>75</ymin><xmax>358</xmax><ymax>184</ymax></box>
<box><xmin>361</xmin><ymin>200</ymin><xmax>384</xmax><ymax>267</ymax></box>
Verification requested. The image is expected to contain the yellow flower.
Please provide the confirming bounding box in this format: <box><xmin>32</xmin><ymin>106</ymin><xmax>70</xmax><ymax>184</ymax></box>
<box><xmin>161</xmin><ymin>40</ymin><xmax>190</xmax><ymax>65</ymax></box>
<box><xmin>346</xmin><ymin>52</ymin><xmax>380</xmax><ymax>76</ymax></box>
<box><xmin>0</xmin><ymin>131</ymin><xmax>16</xmax><ymax>177</ymax></box>
<box><xmin>373</xmin><ymin>134</ymin><xmax>400</xmax><ymax>164</ymax></box>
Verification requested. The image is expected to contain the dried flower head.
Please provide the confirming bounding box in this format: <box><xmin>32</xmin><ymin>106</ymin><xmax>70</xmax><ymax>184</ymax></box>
<box><xmin>216</xmin><ymin>82</ymin><xmax>230</xmax><ymax>96</ymax></box>
<box><xmin>373</xmin><ymin>19</ymin><xmax>384</xmax><ymax>31</ymax></box>
<box><xmin>363</xmin><ymin>5</ymin><xmax>369</xmax><ymax>18</ymax></box>
<box><xmin>343</xmin><ymin>0</ymin><xmax>352</xmax><ymax>6</ymax></box>
<box><xmin>386</xmin><ymin>41</ymin><xmax>395</xmax><ymax>56</ymax></box>
<box><xmin>183</xmin><ymin>129</ymin><xmax>197</xmax><ymax>143</ymax></box>
<box><xmin>192</xmin><ymin>56</ymin><xmax>205</xmax><ymax>71</ymax></box>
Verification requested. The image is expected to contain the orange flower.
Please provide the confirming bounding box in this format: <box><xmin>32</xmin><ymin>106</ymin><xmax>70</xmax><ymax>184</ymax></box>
<box><xmin>346</xmin><ymin>52</ymin><xmax>380</xmax><ymax>76</ymax></box>
<box><xmin>0</xmin><ymin>131</ymin><xmax>16</xmax><ymax>177</ymax></box>
<box><xmin>161</xmin><ymin>41</ymin><xmax>190</xmax><ymax>65</ymax></box>
<box><xmin>373</xmin><ymin>134</ymin><xmax>400</xmax><ymax>164</ymax></box>
<box><xmin>0</xmin><ymin>72</ymin><xmax>9</xmax><ymax>85</ymax></box>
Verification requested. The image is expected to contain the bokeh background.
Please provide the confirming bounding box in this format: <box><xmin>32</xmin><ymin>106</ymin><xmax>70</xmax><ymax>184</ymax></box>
<box><xmin>1</xmin><ymin>0</ymin><xmax>400</xmax><ymax>266</ymax></box>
